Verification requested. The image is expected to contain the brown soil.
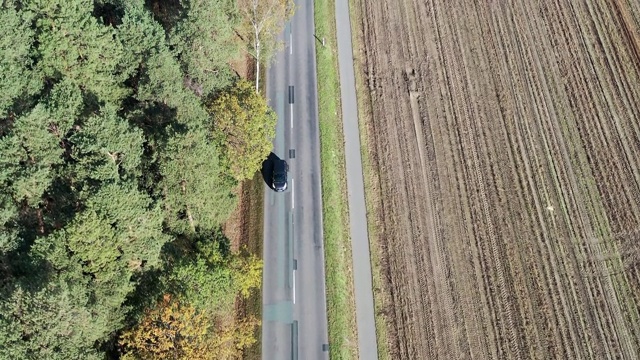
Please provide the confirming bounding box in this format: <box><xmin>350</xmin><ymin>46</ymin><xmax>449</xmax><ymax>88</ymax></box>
<box><xmin>352</xmin><ymin>0</ymin><xmax>640</xmax><ymax>358</ymax></box>
<box><xmin>222</xmin><ymin>175</ymin><xmax>264</xmax><ymax>360</ymax></box>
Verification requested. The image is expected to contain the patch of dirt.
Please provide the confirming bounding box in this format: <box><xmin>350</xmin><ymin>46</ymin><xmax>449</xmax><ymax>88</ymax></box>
<box><xmin>223</xmin><ymin>174</ymin><xmax>264</xmax><ymax>360</ymax></box>
<box><xmin>230</xmin><ymin>53</ymin><xmax>257</xmax><ymax>83</ymax></box>
<box><xmin>353</xmin><ymin>0</ymin><xmax>640</xmax><ymax>358</ymax></box>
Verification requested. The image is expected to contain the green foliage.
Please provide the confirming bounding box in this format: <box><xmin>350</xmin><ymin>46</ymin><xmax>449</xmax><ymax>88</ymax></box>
<box><xmin>169</xmin><ymin>0</ymin><xmax>242</xmax><ymax>96</ymax></box>
<box><xmin>0</xmin><ymin>0</ymin><xmax>272</xmax><ymax>357</ymax></box>
<box><xmin>0</xmin><ymin>279</ymin><xmax>105</xmax><ymax>360</ymax></box>
<box><xmin>117</xmin><ymin>1</ymin><xmax>211</xmax><ymax>129</ymax></box>
<box><xmin>69</xmin><ymin>104</ymin><xmax>145</xmax><ymax>183</ymax></box>
<box><xmin>167</xmin><ymin>256</ymin><xmax>236</xmax><ymax>314</ymax></box>
<box><xmin>209</xmin><ymin>79</ymin><xmax>276</xmax><ymax>180</ymax></box>
<box><xmin>164</xmin><ymin>233</ymin><xmax>262</xmax><ymax>314</ymax></box>
<box><xmin>0</xmin><ymin>80</ymin><xmax>82</xmax><ymax>207</ymax></box>
<box><xmin>30</xmin><ymin>0</ymin><xmax>132</xmax><ymax>104</ymax></box>
<box><xmin>63</xmin><ymin>182</ymin><xmax>168</xmax><ymax>273</ymax></box>
<box><xmin>0</xmin><ymin>183</ymin><xmax>170</xmax><ymax>357</ymax></box>
<box><xmin>0</xmin><ymin>193</ymin><xmax>19</xmax><ymax>253</ymax></box>
<box><xmin>0</xmin><ymin>4</ymin><xmax>42</xmax><ymax>117</ymax></box>
<box><xmin>159</xmin><ymin>130</ymin><xmax>236</xmax><ymax>235</ymax></box>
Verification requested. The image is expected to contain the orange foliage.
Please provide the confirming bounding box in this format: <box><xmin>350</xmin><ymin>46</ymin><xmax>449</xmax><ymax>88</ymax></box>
<box><xmin>120</xmin><ymin>294</ymin><xmax>213</xmax><ymax>359</ymax></box>
<box><xmin>120</xmin><ymin>294</ymin><xmax>261</xmax><ymax>360</ymax></box>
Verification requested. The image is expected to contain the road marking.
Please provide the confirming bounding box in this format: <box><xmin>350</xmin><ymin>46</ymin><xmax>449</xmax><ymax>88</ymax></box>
<box><xmin>291</xmin><ymin>178</ymin><xmax>295</xmax><ymax>209</ymax></box>
<box><xmin>288</xmin><ymin>86</ymin><xmax>294</xmax><ymax>129</ymax></box>
<box><xmin>293</xmin><ymin>269</ymin><xmax>296</xmax><ymax>304</ymax></box>
<box><xmin>290</xmin><ymin>32</ymin><xmax>293</xmax><ymax>55</ymax></box>
<box><xmin>291</xmin><ymin>321</ymin><xmax>299</xmax><ymax>360</ymax></box>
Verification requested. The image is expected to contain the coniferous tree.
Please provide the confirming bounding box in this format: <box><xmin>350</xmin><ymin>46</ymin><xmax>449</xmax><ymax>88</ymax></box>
<box><xmin>0</xmin><ymin>0</ymin><xmax>271</xmax><ymax>357</ymax></box>
<box><xmin>0</xmin><ymin>4</ymin><xmax>41</xmax><ymax>117</ymax></box>
<box><xmin>169</xmin><ymin>0</ymin><xmax>242</xmax><ymax>97</ymax></box>
<box><xmin>159</xmin><ymin>129</ymin><xmax>236</xmax><ymax>235</ymax></box>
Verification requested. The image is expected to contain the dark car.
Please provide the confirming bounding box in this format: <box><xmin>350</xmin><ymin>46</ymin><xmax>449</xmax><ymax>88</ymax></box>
<box><xmin>272</xmin><ymin>159</ymin><xmax>288</xmax><ymax>192</ymax></box>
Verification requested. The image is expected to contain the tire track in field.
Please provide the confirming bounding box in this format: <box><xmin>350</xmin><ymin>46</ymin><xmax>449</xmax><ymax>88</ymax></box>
<box><xmin>352</xmin><ymin>0</ymin><xmax>640</xmax><ymax>359</ymax></box>
<box><xmin>441</xmin><ymin>4</ymin><xmax>526</xmax><ymax>357</ymax></box>
<box><xmin>507</xmin><ymin>2</ymin><xmax>611</xmax><ymax>357</ymax></box>
<box><xmin>359</xmin><ymin>1</ymin><xmax>441</xmax><ymax>357</ymax></box>
<box><xmin>470</xmin><ymin>3</ymin><xmax>564</xmax><ymax>358</ymax></box>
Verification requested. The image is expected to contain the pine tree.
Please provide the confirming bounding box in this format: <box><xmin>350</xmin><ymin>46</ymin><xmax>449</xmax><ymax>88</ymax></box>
<box><xmin>69</xmin><ymin>104</ymin><xmax>144</xmax><ymax>183</ymax></box>
<box><xmin>31</xmin><ymin>0</ymin><xmax>132</xmax><ymax>104</ymax></box>
<box><xmin>0</xmin><ymin>79</ymin><xmax>82</xmax><ymax>207</ymax></box>
<box><xmin>0</xmin><ymin>0</ymin><xmax>270</xmax><ymax>357</ymax></box>
<box><xmin>169</xmin><ymin>0</ymin><xmax>242</xmax><ymax>97</ymax></box>
<box><xmin>0</xmin><ymin>3</ymin><xmax>42</xmax><ymax>117</ymax></box>
<box><xmin>159</xmin><ymin>129</ymin><xmax>236</xmax><ymax>235</ymax></box>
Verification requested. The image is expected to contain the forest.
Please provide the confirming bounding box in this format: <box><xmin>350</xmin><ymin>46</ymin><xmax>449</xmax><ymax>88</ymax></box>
<box><xmin>0</xmin><ymin>0</ymin><xmax>285</xmax><ymax>358</ymax></box>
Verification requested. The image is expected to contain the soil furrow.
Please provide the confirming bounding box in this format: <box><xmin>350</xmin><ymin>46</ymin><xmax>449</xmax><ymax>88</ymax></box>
<box><xmin>352</xmin><ymin>0</ymin><xmax>640</xmax><ymax>358</ymax></box>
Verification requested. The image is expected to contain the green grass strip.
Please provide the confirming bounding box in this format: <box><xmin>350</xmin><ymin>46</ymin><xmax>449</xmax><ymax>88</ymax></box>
<box><xmin>313</xmin><ymin>0</ymin><xmax>359</xmax><ymax>359</ymax></box>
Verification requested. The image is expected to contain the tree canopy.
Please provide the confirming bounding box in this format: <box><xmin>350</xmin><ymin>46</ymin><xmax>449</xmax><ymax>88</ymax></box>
<box><xmin>209</xmin><ymin>79</ymin><xmax>277</xmax><ymax>181</ymax></box>
<box><xmin>238</xmin><ymin>0</ymin><xmax>294</xmax><ymax>91</ymax></box>
<box><xmin>0</xmin><ymin>0</ymin><xmax>274</xmax><ymax>357</ymax></box>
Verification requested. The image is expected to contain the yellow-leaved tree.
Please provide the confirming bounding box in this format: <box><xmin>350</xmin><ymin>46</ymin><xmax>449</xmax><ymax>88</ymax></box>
<box><xmin>120</xmin><ymin>295</ymin><xmax>213</xmax><ymax>360</ymax></box>
<box><xmin>209</xmin><ymin>79</ymin><xmax>276</xmax><ymax>181</ymax></box>
<box><xmin>120</xmin><ymin>293</ymin><xmax>261</xmax><ymax>359</ymax></box>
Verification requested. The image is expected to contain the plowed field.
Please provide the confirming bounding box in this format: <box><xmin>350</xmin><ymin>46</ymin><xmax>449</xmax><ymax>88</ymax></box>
<box><xmin>352</xmin><ymin>0</ymin><xmax>640</xmax><ymax>358</ymax></box>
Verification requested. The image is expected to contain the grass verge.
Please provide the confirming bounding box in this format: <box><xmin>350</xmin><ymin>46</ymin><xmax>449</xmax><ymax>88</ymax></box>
<box><xmin>348</xmin><ymin>0</ymin><xmax>392</xmax><ymax>359</ymax></box>
<box><xmin>313</xmin><ymin>0</ymin><xmax>359</xmax><ymax>358</ymax></box>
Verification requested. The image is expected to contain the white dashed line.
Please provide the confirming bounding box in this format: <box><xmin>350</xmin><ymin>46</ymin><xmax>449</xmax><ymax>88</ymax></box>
<box><xmin>291</xmin><ymin>178</ymin><xmax>295</xmax><ymax>209</ymax></box>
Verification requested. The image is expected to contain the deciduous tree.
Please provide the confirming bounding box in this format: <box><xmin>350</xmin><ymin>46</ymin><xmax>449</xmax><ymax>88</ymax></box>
<box><xmin>209</xmin><ymin>79</ymin><xmax>276</xmax><ymax>180</ymax></box>
<box><xmin>238</xmin><ymin>0</ymin><xmax>294</xmax><ymax>91</ymax></box>
<box><xmin>119</xmin><ymin>294</ymin><xmax>213</xmax><ymax>360</ymax></box>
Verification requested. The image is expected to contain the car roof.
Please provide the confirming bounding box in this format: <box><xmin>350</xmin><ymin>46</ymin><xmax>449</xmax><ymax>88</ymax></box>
<box><xmin>274</xmin><ymin>159</ymin><xmax>287</xmax><ymax>172</ymax></box>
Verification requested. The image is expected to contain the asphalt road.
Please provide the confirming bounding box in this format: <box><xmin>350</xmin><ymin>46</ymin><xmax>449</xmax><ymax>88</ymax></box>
<box><xmin>262</xmin><ymin>0</ymin><xmax>330</xmax><ymax>359</ymax></box>
<box><xmin>335</xmin><ymin>0</ymin><xmax>379</xmax><ymax>359</ymax></box>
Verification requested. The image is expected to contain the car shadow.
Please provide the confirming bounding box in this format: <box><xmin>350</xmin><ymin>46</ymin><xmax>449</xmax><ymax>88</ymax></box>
<box><xmin>261</xmin><ymin>152</ymin><xmax>281</xmax><ymax>190</ymax></box>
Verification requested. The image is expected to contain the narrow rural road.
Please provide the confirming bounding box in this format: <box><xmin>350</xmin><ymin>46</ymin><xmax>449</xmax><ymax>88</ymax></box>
<box><xmin>335</xmin><ymin>0</ymin><xmax>379</xmax><ymax>359</ymax></box>
<box><xmin>262</xmin><ymin>0</ymin><xmax>330</xmax><ymax>359</ymax></box>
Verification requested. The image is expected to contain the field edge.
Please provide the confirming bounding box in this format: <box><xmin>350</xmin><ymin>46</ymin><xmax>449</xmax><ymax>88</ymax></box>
<box><xmin>313</xmin><ymin>0</ymin><xmax>359</xmax><ymax>359</ymax></box>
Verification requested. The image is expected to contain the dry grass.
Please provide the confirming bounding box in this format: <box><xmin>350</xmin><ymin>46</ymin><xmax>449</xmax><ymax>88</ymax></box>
<box><xmin>348</xmin><ymin>1</ymin><xmax>392</xmax><ymax>358</ymax></box>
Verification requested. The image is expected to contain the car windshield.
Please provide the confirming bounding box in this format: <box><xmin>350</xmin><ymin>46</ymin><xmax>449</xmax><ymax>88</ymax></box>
<box><xmin>274</xmin><ymin>173</ymin><xmax>285</xmax><ymax>183</ymax></box>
